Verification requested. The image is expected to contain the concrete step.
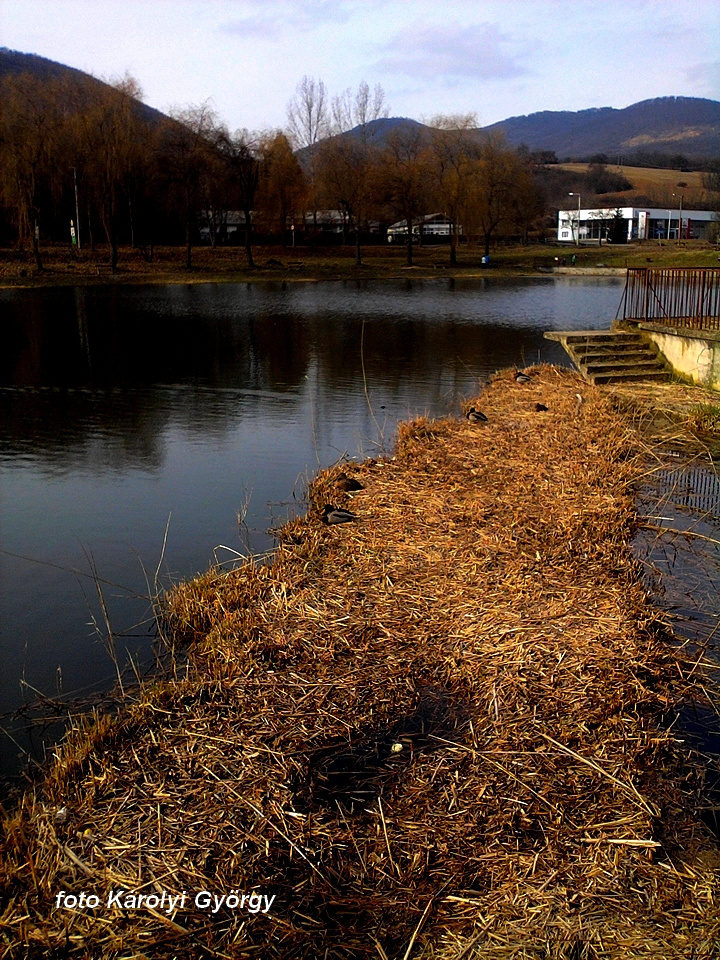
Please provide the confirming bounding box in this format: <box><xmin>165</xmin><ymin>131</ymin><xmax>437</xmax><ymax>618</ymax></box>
<box><xmin>583</xmin><ymin>357</ymin><xmax>665</xmax><ymax>373</ymax></box>
<box><xmin>590</xmin><ymin>369</ymin><xmax>669</xmax><ymax>384</ymax></box>
<box><xmin>546</xmin><ymin>330</ymin><xmax>640</xmax><ymax>341</ymax></box>
<box><xmin>544</xmin><ymin>328</ymin><xmax>670</xmax><ymax>384</ymax></box>
<box><xmin>574</xmin><ymin>346</ymin><xmax>653</xmax><ymax>361</ymax></box>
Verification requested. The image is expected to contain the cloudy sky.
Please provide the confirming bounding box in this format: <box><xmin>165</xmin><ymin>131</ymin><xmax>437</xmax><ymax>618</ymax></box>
<box><xmin>3</xmin><ymin>0</ymin><xmax>719</xmax><ymax>133</ymax></box>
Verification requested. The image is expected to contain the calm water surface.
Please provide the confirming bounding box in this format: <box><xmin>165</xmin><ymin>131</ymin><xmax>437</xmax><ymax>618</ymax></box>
<box><xmin>0</xmin><ymin>277</ymin><xmax>623</xmax><ymax>779</ymax></box>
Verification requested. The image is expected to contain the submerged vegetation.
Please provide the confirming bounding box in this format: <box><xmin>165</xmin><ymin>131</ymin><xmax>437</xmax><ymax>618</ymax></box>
<box><xmin>691</xmin><ymin>403</ymin><xmax>720</xmax><ymax>434</ymax></box>
<box><xmin>2</xmin><ymin>367</ymin><xmax>720</xmax><ymax>957</ymax></box>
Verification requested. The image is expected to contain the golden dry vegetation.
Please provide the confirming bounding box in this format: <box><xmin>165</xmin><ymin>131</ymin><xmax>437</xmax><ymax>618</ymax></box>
<box><xmin>556</xmin><ymin>163</ymin><xmax>711</xmax><ymax>209</ymax></box>
<box><xmin>2</xmin><ymin>368</ymin><xmax>720</xmax><ymax>959</ymax></box>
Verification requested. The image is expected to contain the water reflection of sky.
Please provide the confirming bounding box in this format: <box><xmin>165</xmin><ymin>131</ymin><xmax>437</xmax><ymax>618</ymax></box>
<box><xmin>0</xmin><ymin>278</ymin><xmax>623</xmax><ymax>780</ymax></box>
<box><xmin>636</xmin><ymin>455</ymin><xmax>720</xmax><ymax>649</ymax></box>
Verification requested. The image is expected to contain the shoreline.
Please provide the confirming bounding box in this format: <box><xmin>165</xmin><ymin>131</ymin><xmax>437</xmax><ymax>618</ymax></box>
<box><xmin>3</xmin><ymin>366</ymin><xmax>720</xmax><ymax>957</ymax></box>
<box><xmin>1</xmin><ymin>241</ymin><xmax>717</xmax><ymax>290</ymax></box>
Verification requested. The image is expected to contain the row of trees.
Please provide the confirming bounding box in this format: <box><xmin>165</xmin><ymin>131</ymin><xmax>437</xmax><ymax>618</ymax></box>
<box><xmin>0</xmin><ymin>71</ymin><xmax>550</xmax><ymax>271</ymax></box>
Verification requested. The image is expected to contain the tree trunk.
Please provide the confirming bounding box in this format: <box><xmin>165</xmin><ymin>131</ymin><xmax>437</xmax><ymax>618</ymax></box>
<box><xmin>86</xmin><ymin>200</ymin><xmax>95</xmax><ymax>251</ymax></box>
<box><xmin>31</xmin><ymin>221</ymin><xmax>43</xmax><ymax>272</ymax></box>
<box><xmin>244</xmin><ymin>208</ymin><xmax>254</xmax><ymax>268</ymax></box>
<box><xmin>128</xmin><ymin>197</ymin><xmax>135</xmax><ymax>248</ymax></box>
<box><xmin>449</xmin><ymin>222</ymin><xmax>457</xmax><ymax>265</ymax></box>
<box><xmin>484</xmin><ymin>232</ymin><xmax>491</xmax><ymax>257</ymax></box>
<box><xmin>406</xmin><ymin>215</ymin><xmax>413</xmax><ymax>266</ymax></box>
<box><xmin>355</xmin><ymin>229</ymin><xmax>362</xmax><ymax>266</ymax></box>
<box><xmin>101</xmin><ymin>205</ymin><xmax>118</xmax><ymax>270</ymax></box>
<box><xmin>186</xmin><ymin>224</ymin><xmax>193</xmax><ymax>269</ymax></box>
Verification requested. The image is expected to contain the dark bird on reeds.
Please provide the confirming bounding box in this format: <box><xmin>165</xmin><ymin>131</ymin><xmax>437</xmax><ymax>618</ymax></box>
<box><xmin>339</xmin><ymin>476</ymin><xmax>364</xmax><ymax>492</ymax></box>
<box><xmin>535</xmin><ymin>402</ymin><xmax>549</xmax><ymax>412</ymax></box>
<box><xmin>515</xmin><ymin>371</ymin><xmax>532</xmax><ymax>384</ymax></box>
<box><xmin>322</xmin><ymin>504</ymin><xmax>357</xmax><ymax>525</ymax></box>
<box><xmin>466</xmin><ymin>407</ymin><xmax>488</xmax><ymax>423</ymax></box>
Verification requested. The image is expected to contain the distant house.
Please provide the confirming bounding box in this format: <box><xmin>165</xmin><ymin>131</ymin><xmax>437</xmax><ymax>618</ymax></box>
<box><xmin>199</xmin><ymin>210</ymin><xmax>246</xmax><ymax>244</ymax></box>
<box><xmin>300</xmin><ymin>210</ymin><xmax>381</xmax><ymax>234</ymax></box>
<box><xmin>557</xmin><ymin>206</ymin><xmax>718</xmax><ymax>244</ymax></box>
<box><xmin>387</xmin><ymin>214</ymin><xmax>461</xmax><ymax>244</ymax></box>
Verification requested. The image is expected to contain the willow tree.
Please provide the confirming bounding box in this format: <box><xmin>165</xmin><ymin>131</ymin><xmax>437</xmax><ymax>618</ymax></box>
<box><xmin>470</xmin><ymin>135</ymin><xmax>528</xmax><ymax>257</ymax></box>
<box><xmin>376</xmin><ymin>124</ymin><xmax>430</xmax><ymax>266</ymax></box>
<box><xmin>255</xmin><ymin>132</ymin><xmax>306</xmax><ymax>245</ymax></box>
<box><xmin>219</xmin><ymin>129</ymin><xmax>260</xmax><ymax>267</ymax></box>
<box><xmin>427</xmin><ymin>114</ymin><xmax>479</xmax><ymax>265</ymax></box>
<box><xmin>74</xmin><ymin>75</ymin><xmax>148</xmax><ymax>269</ymax></box>
<box><xmin>0</xmin><ymin>73</ymin><xmax>65</xmax><ymax>270</ymax></box>
<box><xmin>162</xmin><ymin>102</ymin><xmax>222</xmax><ymax>269</ymax></box>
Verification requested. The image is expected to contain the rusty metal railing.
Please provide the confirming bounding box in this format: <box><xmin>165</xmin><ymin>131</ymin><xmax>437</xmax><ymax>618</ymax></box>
<box><xmin>621</xmin><ymin>267</ymin><xmax>720</xmax><ymax>332</ymax></box>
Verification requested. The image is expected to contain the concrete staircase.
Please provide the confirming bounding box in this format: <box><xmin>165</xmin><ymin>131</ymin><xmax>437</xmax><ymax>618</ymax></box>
<box><xmin>543</xmin><ymin>329</ymin><xmax>669</xmax><ymax>385</ymax></box>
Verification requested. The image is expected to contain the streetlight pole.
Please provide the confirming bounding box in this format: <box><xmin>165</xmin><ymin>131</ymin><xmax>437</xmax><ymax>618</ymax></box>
<box><xmin>677</xmin><ymin>193</ymin><xmax>683</xmax><ymax>247</ymax></box>
<box><xmin>73</xmin><ymin>167</ymin><xmax>81</xmax><ymax>251</ymax></box>
<box><xmin>568</xmin><ymin>193</ymin><xmax>581</xmax><ymax>247</ymax></box>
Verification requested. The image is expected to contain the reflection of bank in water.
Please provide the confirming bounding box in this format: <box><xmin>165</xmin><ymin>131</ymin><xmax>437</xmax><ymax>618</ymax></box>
<box><xmin>636</xmin><ymin>452</ymin><xmax>720</xmax><ymax>649</ymax></box>
<box><xmin>635</xmin><ymin>450</ymin><xmax>720</xmax><ymax>836</ymax></box>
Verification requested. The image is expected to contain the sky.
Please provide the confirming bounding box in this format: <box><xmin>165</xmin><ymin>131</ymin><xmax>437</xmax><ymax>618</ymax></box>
<box><xmin>2</xmin><ymin>0</ymin><xmax>719</xmax><ymax>134</ymax></box>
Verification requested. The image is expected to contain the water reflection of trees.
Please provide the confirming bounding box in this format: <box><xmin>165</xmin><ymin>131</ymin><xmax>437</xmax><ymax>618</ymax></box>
<box><xmin>0</xmin><ymin>284</ymin><xmax>571</xmax><ymax>469</ymax></box>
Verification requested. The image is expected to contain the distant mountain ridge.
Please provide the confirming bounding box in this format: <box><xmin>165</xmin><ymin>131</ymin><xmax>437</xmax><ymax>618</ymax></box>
<box><xmin>2</xmin><ymin>49</ymin><xmax>718</xmax><ymax>162</ymax></box>
<box><xmin>483</xmin><ymin>97</ymin><xmax>720</xmax><ymax>160</ymax></box>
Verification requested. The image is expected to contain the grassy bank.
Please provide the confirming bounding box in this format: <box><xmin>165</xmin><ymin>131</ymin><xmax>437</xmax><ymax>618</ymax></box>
<box><xmin>1</xmin><ymin>240</ymin><xmax>719</xmax><ymax>288</ymax></box>
<box><xmin>2</xmin><ymin>367</ymin><xmax>720</xmax><ymax>958</ymax></box>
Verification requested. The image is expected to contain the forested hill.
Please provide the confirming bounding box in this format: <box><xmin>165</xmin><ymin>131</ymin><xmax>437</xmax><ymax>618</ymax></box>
<box><xmin>0</xmin><ymin>48</ymin><xmax>167</xmax><ymax>126</ymax></box>
<box><xmin>482</xmin><ymin>97</ymin><xmax>720</xmax><ymax>161</ymax></box>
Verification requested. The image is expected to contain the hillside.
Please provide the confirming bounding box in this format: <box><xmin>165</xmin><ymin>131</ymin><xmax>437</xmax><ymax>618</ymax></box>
<box><xmin>554</xmin><ymin>163</ymin><xmax>711</xmax><ymax>208</ymax></box>
<box><xmin>484</xmin><ymin>97</ymin><xmax>720</xmax><ymax>161</ymax></box>
<box><xmin>0</xmin><ymin>47</ymin><xmax>167</xmax><ymax>126</ymax></box>
<box><xmin>4</xmin><ymin>50</ymin><xmax>718</xmax><ymax>166</ymax></box>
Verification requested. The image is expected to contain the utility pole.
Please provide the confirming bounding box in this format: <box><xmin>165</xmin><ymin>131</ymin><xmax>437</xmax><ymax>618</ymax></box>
<box><xmin>73</xmin><ymin>168</ymin><xmax>81</xmax><ymax>251</ymax></box>
<box><xmin>677</xmin><ymin>194</ymin><xmax>683</xmax><ymax>247</ymax></box>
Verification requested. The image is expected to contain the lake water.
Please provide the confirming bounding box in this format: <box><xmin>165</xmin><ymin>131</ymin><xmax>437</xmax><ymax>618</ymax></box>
<box><xmin>0</xmin><ymin>277</ymin><xmax>623</xmax><ymax>782</ymax></box>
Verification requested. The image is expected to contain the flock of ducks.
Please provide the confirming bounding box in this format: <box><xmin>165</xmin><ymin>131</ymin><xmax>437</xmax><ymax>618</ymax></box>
<box><xmin>322</xmin><ymin>370</ymin><xmax>545</xmax><ymax>525</ymax></box>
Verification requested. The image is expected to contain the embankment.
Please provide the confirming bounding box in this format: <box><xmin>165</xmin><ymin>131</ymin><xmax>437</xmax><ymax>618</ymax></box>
<box><xmin>2</xmin><ymin>367</ymin><xmax>720</xmax><ymax>959</ymax></box>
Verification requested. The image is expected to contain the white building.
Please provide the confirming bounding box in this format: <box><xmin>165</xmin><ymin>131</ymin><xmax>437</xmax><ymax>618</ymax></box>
<box><xmin>557</xmin><ymin>206</ymin><xmax>718</xmax><ymax>243</ymax></box>
<box><xmin>387</xmin><ymin>213</ymin><xmax>461</xmax><ymax>243</ymax></box>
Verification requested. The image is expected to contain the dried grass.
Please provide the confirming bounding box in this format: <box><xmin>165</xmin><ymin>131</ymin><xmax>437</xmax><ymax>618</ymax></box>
<box><xmin>2</xmin><ymin>366</ymin><xmax>720</xmax><ymax>959</ymax></box>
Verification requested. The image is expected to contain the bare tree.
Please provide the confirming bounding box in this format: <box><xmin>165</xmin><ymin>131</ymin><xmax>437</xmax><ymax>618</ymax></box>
<box><xmin>376</xmin><ymin>125</ymin><xmax>430</xmax><ymax>266</ymax></box>
<box><xmin>287</xmin><ymin>76</ymin><xmax>328</xmax><ymax>232</ymax></box>
<box><xmin>469</xmin><ymin>135</ymin><xmax>527</xmax><ymax>257</ymax></box>
<box><xmin>319</xmin><ymin>82</ymin><xmax>388</xmax><ymax>264</ymax></box>
<box><xmin>331</xmin><ymin>81</ymin><xmax>387</xmax><ymax>136</ymax></box>
<box><xmin>162</xmin><ymin>102</ymin><xmax>222</xmax><ymax>269</ymax></box>
<box><xmin>75</xmin><ymin>75</ymin><xmax>148</xmax><ymax>269</ymax></box>
<box><xmin>0</xmin><ymin>73</ymin><xmax>65</xmax><ymax>270</ymax></box>
<box><xmin>219</xmin><ymin>129</ymin><xmax>260</xmax><ymax>267</ymax></box>
<box><xmin>427</xmin><ymin>114</ymin><xmax>479</xmax><ymax>264</ymax></box>
<box><xmin>255</xmin><ymin>132</ymin><xmax>306</xmax><ymax>245</ymax></box>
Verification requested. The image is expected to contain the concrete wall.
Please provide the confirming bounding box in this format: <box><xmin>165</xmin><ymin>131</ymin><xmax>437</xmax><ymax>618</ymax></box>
<box><xmin>639</xmin><ymin>323</ymin><xmax>720</xmax><ymax>391</ymax></box>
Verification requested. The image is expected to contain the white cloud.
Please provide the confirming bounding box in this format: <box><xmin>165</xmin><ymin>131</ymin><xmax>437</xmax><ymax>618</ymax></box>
<box><xmin>683</xmin><ymin>61</ymin><xmax>720</xmax><ymax>100</ymax></box>
<box><xmin>220</xmin><ymin>0</ymin><xmax>354</xmax><ymax>40</ymax></box>
<box><xmin>374</xmin><ymin>20</ymin><xmax>529</xmax><ymax>82</ymax></box>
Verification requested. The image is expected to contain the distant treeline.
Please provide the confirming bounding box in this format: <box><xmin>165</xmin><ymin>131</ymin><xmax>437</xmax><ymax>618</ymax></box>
<box><xmin>572</xmin><ymin>150</ymin><xmax>720</xmax><ymax>173</ymax></box>
<box><xmin>1</xmin><ymin>71</ymin><xmax>717</xmax><ymax>272</ymax></box>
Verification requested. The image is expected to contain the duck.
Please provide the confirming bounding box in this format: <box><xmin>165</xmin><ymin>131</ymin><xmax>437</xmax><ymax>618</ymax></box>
<box><xmin>515</xmin><ymin>371</ymin><xmax>532</xmax><ymax>384</ymax></box>
<box><xmin>535</xmin><ymin>402</ymin><xmax>549</xmax><ymax>412</ymax></box>
<box><xmin>322</xmin><ymin>504</ymin><xmax>357</xmax><ymax>525</ymax></box>
<box><xmin>466</xmin><ymin>407</ymin><xmax>488</xmax><ymax>423</ymax></box>
<box><xmin>339</xmin><ymin>476</ymin><xmax>364</xmax><ymax>492</ymax></box>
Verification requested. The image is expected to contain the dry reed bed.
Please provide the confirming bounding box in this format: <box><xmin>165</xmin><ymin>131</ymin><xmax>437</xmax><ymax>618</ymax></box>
<box><xmin>2</xmin><ymin>366</ymin><xmax>720</xmax><ymax>959</ymax></box>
